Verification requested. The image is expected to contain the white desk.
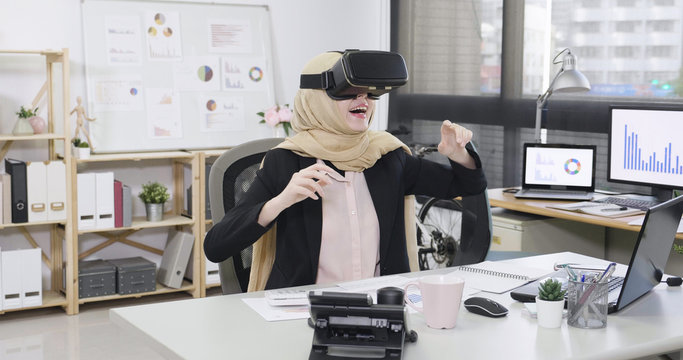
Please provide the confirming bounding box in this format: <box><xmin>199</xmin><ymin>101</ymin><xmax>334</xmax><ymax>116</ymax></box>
<box><xmin>110</xmin><ymin>252</ymin><xmax>683</xmax><ymax>359</ymax></box>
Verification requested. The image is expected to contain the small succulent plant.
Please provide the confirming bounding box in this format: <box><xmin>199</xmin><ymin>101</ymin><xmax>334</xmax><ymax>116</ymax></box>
<box><xmin>538</xmin><ymin>278</ymin><xmax>566</xmax><ymax>301</ymax></box>
<box><xmin>72</xmin><ymin>137</ymin><xmax>90</xmax><ymax>148</ymax></box>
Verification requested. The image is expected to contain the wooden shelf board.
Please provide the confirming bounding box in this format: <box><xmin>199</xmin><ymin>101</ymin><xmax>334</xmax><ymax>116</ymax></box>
<box><xmin>0</xmin><ymin>291</ymin><xmax>67</xmax><ymax>314</ymax></box>
<box><xmin>0</xmin><ymin>49</ymin><xmax>64</xmax><ymax>55</ymax></box>
<box><xmin>78</xmin><ymin>281</ymin><xmax>194</xmax><ymax>304</ymax></box>
<box><xmin>0</xmin><ymin>220</ymin><xmax>66</xmax><ymax>230</ymax></box>
<box><xmin>78</xmin><ymin>215</ymin><xmax>193</xmax><ymax>234</ymax></box>
<box><xmin>0</xmin><ymin>133</ymin><xmax>66</xmax><ymax>141</ymax></box>
<box><xmin>77</xmin><ymin>151</ymin><xmax>193</xmax><ymax>163</ymax></box>
<box><xmin>206</xmin><ymin>283</ymin><xmax>221</xmax><ymax>289</ymax></box>
<box><xmin>189</xmin><ymin>148</ymin><xmax>230</xmax><ymax>157</ymax></box>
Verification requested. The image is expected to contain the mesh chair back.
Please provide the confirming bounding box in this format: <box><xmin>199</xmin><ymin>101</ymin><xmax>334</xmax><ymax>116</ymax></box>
<box><xmin>208</xmin><ymin>138</ymin><xmax>284</xmax><ymax>294</ymax></box>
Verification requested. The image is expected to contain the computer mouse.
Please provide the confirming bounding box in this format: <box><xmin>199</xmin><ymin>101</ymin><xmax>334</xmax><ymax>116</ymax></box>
<box><xmin>464</xmin><ymin>296</ymin><xmax>508</xmax><ymax>318</ymax></box>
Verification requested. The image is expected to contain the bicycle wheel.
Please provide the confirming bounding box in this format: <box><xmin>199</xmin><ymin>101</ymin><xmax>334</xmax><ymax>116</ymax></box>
<box><xmin>416</xmin><ymin>197</ymin><xmax>463</xmax><ymax>270</ymax></box>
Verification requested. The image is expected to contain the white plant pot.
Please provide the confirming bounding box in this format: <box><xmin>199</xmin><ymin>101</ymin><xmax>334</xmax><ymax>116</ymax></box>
<box><xmin>536</xmin><ymin>296</ymin><xmax>565</xmax><ymax>329</ymax></box>
<box><xmin>73</xmin><ymin>146</ymin><xmax>91</xmax><ymax>159</ymax></box>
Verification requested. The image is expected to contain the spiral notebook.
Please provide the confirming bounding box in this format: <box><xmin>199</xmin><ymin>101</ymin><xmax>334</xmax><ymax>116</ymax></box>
<box><xmin>448</xmin><ymin>261</ymin><xmax>551</xmax><ymax>294</ymax></box>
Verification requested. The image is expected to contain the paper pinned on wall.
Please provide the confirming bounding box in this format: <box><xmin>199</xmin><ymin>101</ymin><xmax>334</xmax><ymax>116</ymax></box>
<box><xmin>198</xmin><ymin>94</ymin><xmax>245</xmax><ymax>132</ymax></box>
<box><xmin>146</xmin><ymin>88</ymin><xmax>182</xmax><ymax>138</ymax></box>
<box><xmin>92</xmin><ymin>76</ymin><xmax>145</xmax><ymax>112</ymax></box>
<box><xmin>221</xmin><ymin>56</ymin><xmax>268</xmax><ymax>91</ymax></box>
<box><xmin>173</xmin><ymin>56</ymin><xmax>221</xmax><ymax>92</ymax></box>
<box><xmin>105</xmin><ymin>15</ymin><xmax>143</xmax><ymax>66</ymax></box>
<box><xmin>145</xmin><ymin>10</ymin><xmax>182</xmax><ymax>60</ymax></box>
<box><xmin>208</xmin><ymin>19</ymin><xmax>252</xmax><ymax>53</ymax></box>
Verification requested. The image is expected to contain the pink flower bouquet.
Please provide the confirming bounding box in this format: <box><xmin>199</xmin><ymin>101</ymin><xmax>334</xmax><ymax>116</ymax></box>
<box><xmin>258</xmin><ymin>104</ymin><xmax>292</xmax><ymax>136</ymax></box>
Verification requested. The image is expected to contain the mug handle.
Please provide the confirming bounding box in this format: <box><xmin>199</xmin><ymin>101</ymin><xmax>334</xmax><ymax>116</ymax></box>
<box><xmin>404</xmin><ymin>282</ymin><xmax>423</xmax><ymax>314</ymax></box>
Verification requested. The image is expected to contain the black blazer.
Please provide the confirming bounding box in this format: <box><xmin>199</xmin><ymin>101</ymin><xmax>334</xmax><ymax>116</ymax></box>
<box><xmin>204</xmin><ymin>145</ymin><xmax>487</xmax><ymax>289</ymax></box>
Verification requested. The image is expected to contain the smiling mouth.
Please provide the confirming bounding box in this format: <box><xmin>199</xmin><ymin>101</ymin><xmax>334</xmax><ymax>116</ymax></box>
<box><xmin>349</xmin><ymin>106</ymin><xmax>367</xmax><ymax>115</ymax></box>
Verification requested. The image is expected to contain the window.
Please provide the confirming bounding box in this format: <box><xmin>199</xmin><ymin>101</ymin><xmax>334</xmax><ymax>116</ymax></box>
<box><xmin>617</xmin><ymin>0</ymin><xmax>637</xmax><ymax>6</ymax></box>
<box><xmin>612</xmin><ymin>46</ymin><xmax>639</xmax><ymax>58</ymax></box>
<box><xmin>390</xmin><ymin>0</ymin><xmax>683</xmax><ymax>191</ymax></box>
<box><xmin>653</xmin><ymin>0</ymin><xmax>675</xmax><ymax>6</ymax></box>
<box><xmin>646</xmin><ymin>45</ymin><xmax>675</xmax><ymax>57</ymax></box>
<box><xmin>574</xmin><ymin>46</ymin><xmax>602</xmax><ymax>58</ymax></box>
<box><xmin>647</xmin><ymin>20</ymin><xmax>675</xmax><ymax>32</ymax></box>
<box><xmin>615</xmin><ymin>21</ymin><xmax>639</xmax><ymax>33</ymax></box>
<box><xmin>576</xmin><ymin>21</ymin><xmax>601</xmax><ymax>33</ymax></box>
<box><xmin>394</xmin><ymin>0</ymin><xmax>503</xmax><ymax>96</ymax></box>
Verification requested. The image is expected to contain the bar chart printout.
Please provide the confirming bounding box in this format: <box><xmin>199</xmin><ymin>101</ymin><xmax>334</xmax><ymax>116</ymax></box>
<box><xmin>610</xmin><ymin>108</ymin><xmax>683</xmax><ymax>188</ymax></box>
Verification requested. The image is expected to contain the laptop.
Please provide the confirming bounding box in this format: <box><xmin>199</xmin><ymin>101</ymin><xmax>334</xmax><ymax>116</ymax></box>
<box><xmin>514</xmin><ymin>143</ymin><xmax>596</xmax><ymax>201</ymax></box>
<box><xmin>510</xmin><ymin>194</ymin><xmax>683</xmax><ymax>313</ymax></box>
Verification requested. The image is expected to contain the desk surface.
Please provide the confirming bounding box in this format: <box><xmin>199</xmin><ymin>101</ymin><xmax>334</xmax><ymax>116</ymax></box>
<box><xmin>488</xmin><ymin>188</ymin><xmax>683</xmax><ymax>240</ymax></box>
<box><xmin>110</xmin><ymin>252</ymin><xmax>683</xmax><ymax>360</ymax></box>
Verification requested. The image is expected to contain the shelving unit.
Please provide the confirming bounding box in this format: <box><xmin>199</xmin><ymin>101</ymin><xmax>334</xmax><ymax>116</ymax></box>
<box><xmin>0</xmin><ymin>49</ymin><xmax>74</xmax><ymax>314</ymax></box>
<box><xmin>1</xmin><ymin>49</ymin><xmax>230</xmax><ymax>316</ymax></box>
<box><xmin>190</xmin><ymin>148</ymin><xmax>229</xmax><ymax>296</ymax></box>
<box><xmin>68</xmin><ymin>151</ymin><xmax>201</xmax><ymax>314</ymax></box>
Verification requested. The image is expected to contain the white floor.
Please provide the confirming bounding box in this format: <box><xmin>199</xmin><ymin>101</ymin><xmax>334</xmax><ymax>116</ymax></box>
<box><xmin>0</xmin><ymin>290</ymin><xmax>222</xmax><ymax>360</ymax></box>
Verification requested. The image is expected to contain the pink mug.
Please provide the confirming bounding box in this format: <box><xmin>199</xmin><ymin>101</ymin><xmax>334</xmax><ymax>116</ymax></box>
<box><xmin>404</xmin><ymin>274</ymin><xmax>465</xmax><ymax>329</ymax></box>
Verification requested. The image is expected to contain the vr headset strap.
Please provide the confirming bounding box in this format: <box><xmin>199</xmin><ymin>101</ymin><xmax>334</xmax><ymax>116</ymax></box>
<box><xmin>300</xmin><ymin>71</ymin><xmax>334</xmax><ymax>90</ymax></box>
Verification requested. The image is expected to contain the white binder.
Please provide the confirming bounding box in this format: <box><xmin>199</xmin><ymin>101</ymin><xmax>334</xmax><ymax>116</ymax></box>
<box><xmin>158</xmin><ymin>229</ymin><xmax>194</xmax><ymax>289</ymax></box>
<box><xmin>1</xmin><ymin>250</ymin><xmax>22</xmax><ymax>310</ymax></box>
<box><xmin>46</xmin><ymin>161</ymin><xmax>67</xmax><ymax>221</ymax></box>
<box><xmin>77</xmin><ymin>173</ymin><xmax>97</xmax><ymax>229</ymax></box>
<box><xmin>20</xmin><ymin>249</ymin><xmax>42</xmax><ymax>307</ymax></box>
<box><xmin>26</xmin><ymin>161</ymin><xmax>48</xmax><ymax>223</ymax></box>
<box><xmin>95</xmin><ymin>172</ymin><xmax>115</xmax><ymax>229</ymax></box>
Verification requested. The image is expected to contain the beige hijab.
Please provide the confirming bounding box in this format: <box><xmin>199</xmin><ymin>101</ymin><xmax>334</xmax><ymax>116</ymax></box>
<box><xmin>247</xmin><ymin>52</ymin><xmax>418</xmax><ymax>292</ymax></box>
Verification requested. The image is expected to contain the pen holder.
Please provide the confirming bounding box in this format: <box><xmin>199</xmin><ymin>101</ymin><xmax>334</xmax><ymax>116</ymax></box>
<box><xmin>567</xmin><ymin>275</ymin><xmax>608</xmax><ymax>329</ymax></box>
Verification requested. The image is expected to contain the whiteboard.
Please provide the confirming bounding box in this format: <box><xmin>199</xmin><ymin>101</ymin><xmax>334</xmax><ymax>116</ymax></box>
<box><xmin>82</xmin><ymin>0</ymin><xmax>276</xmax><ymax>153</ymax></box>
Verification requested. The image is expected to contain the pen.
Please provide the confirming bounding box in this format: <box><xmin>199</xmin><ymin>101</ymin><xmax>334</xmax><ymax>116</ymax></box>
<box><xmin>601</xmin><ymin>206</ymin><xmax>628</xmax><ymax>212</ymax></box>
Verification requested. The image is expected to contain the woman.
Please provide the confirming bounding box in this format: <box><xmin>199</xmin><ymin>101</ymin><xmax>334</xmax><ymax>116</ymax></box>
<box><xmin>204</xmin><ymin>51</ymin><xmax>487</xmax><ymax>290</ymax></box>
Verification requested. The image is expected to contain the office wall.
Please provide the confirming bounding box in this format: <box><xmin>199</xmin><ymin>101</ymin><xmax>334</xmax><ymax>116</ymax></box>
<box><xmin>0</xmin><ymin>0</ymin><xmax>390</xmax><ymax>285</ymax></box>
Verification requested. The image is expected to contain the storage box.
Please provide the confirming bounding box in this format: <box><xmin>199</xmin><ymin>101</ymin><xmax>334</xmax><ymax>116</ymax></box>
<box><xmin>108</xmin><ymin>257</ymin><xmax>157</xmax><ymax>295</ymax></box>
<box><xmin>78</xmin><ymin>259</ymin><xmax>116</xmax><ymax>298</ymax></box>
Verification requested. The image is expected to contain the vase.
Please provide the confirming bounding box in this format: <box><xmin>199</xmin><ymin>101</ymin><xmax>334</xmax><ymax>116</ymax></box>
<box><xmin>272</xmin><ymin>126</ymin><xmax>283</xmax><ymax>138</ymax></box>
<box><xmin>28</xmin><ymin>116</ymin><xmax>46</xmax><ymax>134</ymax></box>
<box><xmin>145</xmin><ymin>203</ymin><xmax>164</xmax><ymax>222</ymax></box>
<box><xmin>536</xmin><ymin>296</ymin><xmax>565</xmax><ymax>328</ymax></box>
<box><xmin>12</xmin><ymin>117</ymin><xmax>34</xmax><ymax>135</ymax></box>
<box><xmin>73</xmin><ymin>146</ymin><xmax>91</xmax><ymax>160</ymax></box>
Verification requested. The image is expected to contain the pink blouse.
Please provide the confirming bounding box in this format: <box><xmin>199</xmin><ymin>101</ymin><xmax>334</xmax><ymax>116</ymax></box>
<box><xmin>315</xmin><ymin>160</ymin><xmax>380</xmax><ymax>284</ymax></box>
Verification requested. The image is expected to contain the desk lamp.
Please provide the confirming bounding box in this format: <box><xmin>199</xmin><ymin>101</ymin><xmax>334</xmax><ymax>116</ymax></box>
<box><xmin>534</xmin><ymin>48</ymin><xmax>591</xmax><ymax>143</ymax></box>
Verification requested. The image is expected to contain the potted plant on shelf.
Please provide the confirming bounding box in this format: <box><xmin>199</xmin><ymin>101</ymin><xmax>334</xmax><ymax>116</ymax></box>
<box><xmin>14</xmin><ymin>105</ymin><xmax>44</xmax><ymax>135</ymax></box>
<box><xmin>139</xmin><ymin>181</ymin><xmax>170</xmax><ymax>222</ymax></box>
<box><xmin>536</xmin><ymin>278</ymin><xmax>566</xmax><ymax>328</ymax></box>
<box><xmin>72</xmin><ymin>137</ymin><xmax>91</xmax><ymax>159</ymax></box>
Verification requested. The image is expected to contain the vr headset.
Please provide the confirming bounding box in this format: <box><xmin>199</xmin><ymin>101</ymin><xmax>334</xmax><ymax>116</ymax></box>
<box><xmin>300</xmin><ymin>50</ymin><xmax>408</xmax><ymax>100</ymax></box>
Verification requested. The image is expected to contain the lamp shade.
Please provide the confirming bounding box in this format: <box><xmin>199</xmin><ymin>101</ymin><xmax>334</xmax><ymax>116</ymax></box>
<box><xmin>550</xmin><ymin>52</ymin><xmax>591</xmax><ymax>93</ymax></box>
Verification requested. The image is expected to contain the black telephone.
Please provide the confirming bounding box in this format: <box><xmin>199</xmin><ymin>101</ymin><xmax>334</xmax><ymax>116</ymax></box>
<box><xmin>307</xmin><ymin>287</ymin><xmax>416</xmax><ymax>360</ymax></box>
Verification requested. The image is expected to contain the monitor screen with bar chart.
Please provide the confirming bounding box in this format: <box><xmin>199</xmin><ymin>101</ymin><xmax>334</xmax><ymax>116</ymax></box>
<box><xmin>608</xmin><ymin>106</ymin><xmax>683</xmax><ymax>191</ymax></box>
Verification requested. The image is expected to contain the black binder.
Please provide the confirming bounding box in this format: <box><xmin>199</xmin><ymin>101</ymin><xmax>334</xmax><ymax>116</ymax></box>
<box><xmin>5</xmin><ymin>158</ymin><xmax>28</xmax><ymax>223</ymax></box>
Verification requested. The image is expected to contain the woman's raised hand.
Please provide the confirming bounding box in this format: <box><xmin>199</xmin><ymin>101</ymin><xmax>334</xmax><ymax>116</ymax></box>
<box><xmin>437</xmin><ymin>120</ymin><xmax>476</xmax><ymax>168</ymax></box>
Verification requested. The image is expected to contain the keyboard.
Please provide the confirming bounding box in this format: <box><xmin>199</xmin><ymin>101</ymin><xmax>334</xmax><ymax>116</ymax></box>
<box><xmin>515</xmin><ymin>188</ymin><xmax>593</xmax><ymax>201</ymax></box>
<box><xmin>594</xmin><ymin>197</ymin><xmax>660</xmax><ymax>211</ymax></box>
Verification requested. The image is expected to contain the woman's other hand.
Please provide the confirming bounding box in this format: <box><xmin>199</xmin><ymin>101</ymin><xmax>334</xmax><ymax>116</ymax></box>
<box><xmin>257</xmin><ymin>163</ymin><xmax>335</xmax><ymax>226</ymax></box>
<box><xmin>437</xmin><ymin>120</ymin><xmax>476</xmax><ymax>169</ymax></box>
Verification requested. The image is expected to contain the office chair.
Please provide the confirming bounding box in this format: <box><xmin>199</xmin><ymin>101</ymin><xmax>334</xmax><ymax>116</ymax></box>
<box><xmin>208</xmin><ymin>137</ymin><xmax>285</xmax><ymax>294</ymax></box>
<box><xmin>456</xmin><ymin>190</ymin><xmax>492</xmax><ymax>265</ymax></box>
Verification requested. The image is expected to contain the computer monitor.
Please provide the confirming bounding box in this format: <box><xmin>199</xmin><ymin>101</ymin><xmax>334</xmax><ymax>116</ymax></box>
<box><xmin>608</xmin><ymin>106</ymin><xmax>683</xmax><ymax>200</ymax></box>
